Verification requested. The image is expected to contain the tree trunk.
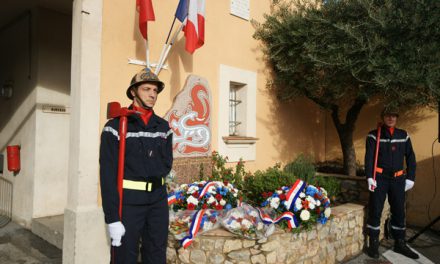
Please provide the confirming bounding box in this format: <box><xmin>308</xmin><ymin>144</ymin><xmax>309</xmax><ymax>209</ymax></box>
<box><xmin>330</xmin><ymin>98</ymin><xmax>366</xmax><ymax>176</ymax></box>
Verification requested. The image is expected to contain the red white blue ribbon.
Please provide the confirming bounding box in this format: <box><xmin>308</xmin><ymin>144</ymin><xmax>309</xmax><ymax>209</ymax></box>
<box><xmin>284</xmin><ymin>179</ymin><xmax>306</xmax><ymax>211</ymax></box>
<box><xmin>181</xmin><ymin>209</ymin><xmax>206</xmax><ymax>248</ymax></box>
<box><xmin>168</xmin><ymin>195</ymin><xmax>177</xmax><ymax>205</ymax></box>
<box><xmin>198</xmin><ymin>182</ymin><xmax>217</xmax><ymax>199</ymax></box>
<box><xmin>257</xmin><ymin>208</ymin><xmax>299</xmax><ymax>229</ymax></box>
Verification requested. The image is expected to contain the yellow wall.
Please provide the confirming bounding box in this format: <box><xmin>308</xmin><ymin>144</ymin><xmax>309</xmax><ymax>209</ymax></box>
<box><xmin>100</xmin><ymin>0</ymin><xmax>325</xmax><ymax>173</ymax></box>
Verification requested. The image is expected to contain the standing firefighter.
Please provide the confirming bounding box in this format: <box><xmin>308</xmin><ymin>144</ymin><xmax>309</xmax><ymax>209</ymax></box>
<box><xmin>100</xmin><ymin>68</ymin><xmax>173</xmax><ymax>264</ymax></box>
<box><xmin>365</xmin><ymin>107</ymin><xmax>418</xmax><ymax>259</ymax></box>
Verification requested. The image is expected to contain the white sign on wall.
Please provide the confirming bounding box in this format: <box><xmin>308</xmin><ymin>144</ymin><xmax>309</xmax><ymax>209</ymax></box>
<box><xmin>230</xmin><ymin>0</ymin><xmax>250</xmax><ymax>21</ymax></box>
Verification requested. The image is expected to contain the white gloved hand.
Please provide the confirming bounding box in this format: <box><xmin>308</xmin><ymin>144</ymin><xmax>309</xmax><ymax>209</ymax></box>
<box><xmin>405</xmin><ymin>179</ymin><xmax>414</xmax><ymax>192</ymax></box>
<box><xmin>368</xmin><ymin>178</ymin><xmax>377</xmax><ymax>192</ymax></box>
<box><xmin>108</xmin><ymin>221</ymin><xmax>125</xmax><ymax>247</ymax></box>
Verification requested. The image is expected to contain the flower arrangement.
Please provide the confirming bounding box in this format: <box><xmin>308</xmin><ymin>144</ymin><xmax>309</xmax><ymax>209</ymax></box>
<box><xmin>260</xmin><ymin>180</ymin><xmax>331</xmax><ymax>231</ymax></box>
<box><xmin>221</xmin><ymin>203</ymin><xmax>268</xmax><ymax>240</ymax></box>
<box><xmin>168</xmin><ymin>181</ymin><xmax>241</xmax><ymax>212</ymax></box>
<box><xmin>169</xmin><ymin>209</ymin><xmax>222</xmax><ymax>241</ymax></box>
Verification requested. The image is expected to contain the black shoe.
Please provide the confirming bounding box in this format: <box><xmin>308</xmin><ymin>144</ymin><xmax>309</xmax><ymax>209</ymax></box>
<box><xmin>367</xmin><ymin>237</ymin><xmax>380</xmax><ymax>259</ymax></box>
<box><xmin>394</xmin><ymin>239</ymin><xmax>419</xmax><ymax>259</ymax></box>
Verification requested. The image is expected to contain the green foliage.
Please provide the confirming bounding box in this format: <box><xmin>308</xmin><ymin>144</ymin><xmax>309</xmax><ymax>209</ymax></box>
<box><xmin>242</xmin><ymin>164</ymin><xmax>298</xmax><ymax>206</ymax></box>
<box><xmin>201</xmin><ymin>151</ymin><xmax>247</xmax><ymax>188</ymax></box>
<box><xmin>314</xmin><ymin>175</ymin><xmax>341</xmax><ymax>201</ymax></box>
<box><xmin>284</xmin><ymin>154</ymin><xmax>316</xmax><ymax>183</ymax></box>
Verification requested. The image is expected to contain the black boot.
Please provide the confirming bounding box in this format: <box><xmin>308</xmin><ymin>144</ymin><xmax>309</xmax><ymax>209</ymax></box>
<box><xmin>393</xmin><ymin>239</ymin><xmax>419</xmax><ymax>259</ymax></box>
<box><xmin>367</xmin><ymin>237</ymin><xmax>380</xmax><ymax>259</ymax></box>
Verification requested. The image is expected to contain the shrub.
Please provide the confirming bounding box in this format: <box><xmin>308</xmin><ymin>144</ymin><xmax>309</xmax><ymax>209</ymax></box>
<box><xmin>242</xmin><ymin>163</ymin><xmax>297</xmax><ymax>206</ymax></box>
<box><xmin>284</xmin><ymin>154</ymin><xmax>316</xmax><ymax>183</ymax></box>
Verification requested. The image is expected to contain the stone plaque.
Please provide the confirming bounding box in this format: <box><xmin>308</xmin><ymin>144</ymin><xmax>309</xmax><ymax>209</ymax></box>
<box><xmin>230</xmin><ymin>0</ymin><xmax>250</xmax><ymax>21</ymax></box>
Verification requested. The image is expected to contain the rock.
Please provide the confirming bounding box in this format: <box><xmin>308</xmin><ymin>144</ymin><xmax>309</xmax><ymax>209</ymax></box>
<box><xmin>201</xmin><ymin>238</ymin><xmax>215</xmax><ymax>251</ymax></box>
<box><xmin>243</xmin><ymin>240</ymin><xmax>256</xmax><ymax>248</ymax></box>
<box><xmin>208</xmin><ymin>253</ymin><xmax>225</xmax><ymax>264</ymax></box>
<box><xmin>166</xmin><ymin>247</ymin><xmax>177</xmax><ymax>263</ymax></box>
<box><xmin>251</xmin><ymin>254</ymin><xmax>266</xmax><ymax>264</ymax></box>
<box><xmin>223</xmin><ymin>240</ymin><xmax>242</xmax><ymax>253</ymax></box>
<box><xmin>215</xmin><ymin>239</ymin><xmax>224</xmax><ymax>250</ymax></box>
<box><xmin>250</xmin><ymin>248</ymin><xmax>261</xmax><ymax>255</ymax></box>
<box><xmin>228</xmin><ymin>249</ymin><xmax>250</xmax><ymax>261</ymax></box>
<box><xmin>190</xmin><ymin>249</ymin><xmax>206</xmax><ymax>263</ymax></box>
<box><xmin>307</xmin><ymin>230</ymin><xmax>317</xmax><ymax>241</ymax></box>
<box><xmin>266</xmin><ymin>251</ymin><xmax>277</xmax><ymax>264</ymax></box>
<box><xmin>261</xmin><ymin>240</ymin><xmax>280</xmax><ymax>252</ymax></box>
<box><xmin>178</xmin><ymin>247</ymin><xmax>190</xmax><ymax>263</ymax></box>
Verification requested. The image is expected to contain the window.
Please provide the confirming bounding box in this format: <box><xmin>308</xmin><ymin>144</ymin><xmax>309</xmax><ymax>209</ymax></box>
<box><xmin>218</xmin><ymin>65</ymin><xmax>258</xmax><ymax>162</ymax></box>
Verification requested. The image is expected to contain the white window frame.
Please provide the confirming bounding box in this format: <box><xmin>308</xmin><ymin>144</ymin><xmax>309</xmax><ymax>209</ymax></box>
<box><xmin>218</xmin><ymin>64</ymin><xmax>257</xmax><ymax>162</ymax></box>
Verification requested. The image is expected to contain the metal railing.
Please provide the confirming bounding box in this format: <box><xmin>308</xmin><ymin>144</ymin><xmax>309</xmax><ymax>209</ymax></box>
<box><xmin>0</xmin><ymin>177</ymin><xmax>12</xmax><ymax>228</ymax></box>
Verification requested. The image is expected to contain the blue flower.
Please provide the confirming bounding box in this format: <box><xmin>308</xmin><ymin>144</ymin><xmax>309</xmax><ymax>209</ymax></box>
<box><xmin>318</xmin><ymin>216</ymin><xmax>328</xmax><ymax>225</ymax></box>
<box><xmin>261</xmin><ymin>201</ymin><xmax>268</xmax><ymax>207</ymax></box>
<box><xmin>306</xmin><ymin>186</ymin><xmax>318</xmax><ymax>196</ymax></box>
<box><xmin>225</xmin><ymin>204</ymin><xmax>232</xmax><ymax>210</ymax></box>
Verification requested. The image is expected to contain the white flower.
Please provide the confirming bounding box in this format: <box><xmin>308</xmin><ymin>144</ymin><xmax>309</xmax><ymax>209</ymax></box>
<box><xmin>249</xmin><ymin>210</ymin><xmax>259</xmax><ymax>218</ymax></box>
<box><xmin>242</xmin><ymin>219</ymin><xmax>253</xmax><ymax>229</ymax></box>
<box><xmin>309</xmin><ymin>203</ymin><xmax>315</xmax><ymax>210</ymax></box>
<box><xmin>208</xmin><ymin>186</ymin><xmax>217</xmax><ymax>194</ymax></box>
<box><xmin>300</xmin><ymin>210</ymin><xmax>310</xmax><ymax>221</ymax></box>
<box><xmin>316</xmin><ymin>200</ymin><xmax>321</xmax><ymax>207</ymax></box>
<box><xmin>299</xmin><ymin>192</ymin><xmax>306</xmax><ymax>198</ymax></box>
<box><xmin>207</xmin><ymin>196</ymin><xmax>216</xmax><ymax>204</ymax></box>
<box><xmin>186</xmin><ymin>196</ymin><xmax>199</xmax><ymax>205</ymax></box>
<box><xmin>187</xmin><ymin>185</ymin><xmax>199</xmax><ymax>194</ymax></box>
<box><xmin>230</xmin><ymin>220</ymin><xmax>241</xmax><ymax>230</ymax></box>
<box><xmin>180</xmin><ymin>184</ymin><xmax>188</xmax><ymax>189</ymax></box>
<box><xmin>231</xmin><ymin>211</ymin><xmax>244</xmax><ymax>219</ymax></box>
<box><xmin>306</xmin><ymin>196</ymin><xmax>316</xmax><ymax>204</ymax></box>
<box><xmin>203</xmin><ymin>221</ymin><xmax>214</xmax><ymax>231</ymax></box>
<box><xmin>324</xmin><ymin>207</ymin><xmax>331</xmax><ymax>218</ymax></box>
<box><xmin>276</xmin><ymin>190</ymin><xmax>283</xmax><ymax>195</ymax></box>
<box><xmin>220</xmin><ymin>199</ymin><xmax>226</xmax><ymax>206</ymax></box>
<box><xmin>295</xmin><ymin>199</ymin><xmax>303</xmax><ymax>210</ymax></box>
<box><xmin>233</xmin><ymin>193</ymin><xmax>238</xmax><ymax>197</ymax></box>
<box><xmin>320</xmin><ymin>187</ymin><xmax>328</xmax><ymax>196</ymax></box>
<box><xmin>270</xmin><ymin>197</ymin><xmax>280</xmax><ymax>209</ymax></box>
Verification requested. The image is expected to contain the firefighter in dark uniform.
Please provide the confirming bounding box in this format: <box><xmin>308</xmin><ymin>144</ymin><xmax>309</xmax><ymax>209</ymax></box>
<box><xmin>365</xmin><ymin>107</ymin><xmax>418</xmax><ymax>259</ymax></box>
<box><xmin>100</xmin><ymin>68</ymin><xmax>173</xmax><ymax>264</ymax></box>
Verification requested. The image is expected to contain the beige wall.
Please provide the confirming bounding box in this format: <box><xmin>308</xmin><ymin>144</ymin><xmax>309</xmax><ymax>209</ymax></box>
<box><xmin>324</xmin><ymin>103</ymin><xmax>440</xmax><ymax>229</ymax></box>
<box><xmin>0</xmin><ymin>8</ymin><xmax>71</xmax><ymax>226</ymax></box>
<box><xmin>100</xmin><ymin>0</ymin><xmax>325</xmax><ymax>173</ymax></box>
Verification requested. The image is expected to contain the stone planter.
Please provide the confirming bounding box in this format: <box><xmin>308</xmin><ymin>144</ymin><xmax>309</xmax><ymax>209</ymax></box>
<box><xmin>167</xmin><ymin>203</ymin><xmax>366</xmax><ymax>264</ymax></box>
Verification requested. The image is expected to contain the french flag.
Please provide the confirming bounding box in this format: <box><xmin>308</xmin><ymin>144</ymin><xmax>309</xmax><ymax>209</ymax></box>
<box><xmin>184</xmin><ymin>0</ymin><xmax>205</xmax><ymax>54</ymax></box>
<box><xmin>136</xmin><ymin>0</ymin><xmax>155</xmax><ymax>39</ymax></box>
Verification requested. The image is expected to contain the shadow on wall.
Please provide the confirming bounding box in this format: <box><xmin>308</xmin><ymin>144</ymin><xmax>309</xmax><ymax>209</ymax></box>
<box><xmin>261</xmin><ymin>91</ymin><xmax>326</xmax><ymax>165</ymax></box>
<box><xmin>324</xmin><ymin>98</ymin><xmax>434</xmax><ymax>162</ymax></box>
<box><xmin>407</xmin><ymin>153</ymin><xmax>440</xmax><ymax>230</ymax></box>
<box><xmin>0</xmin><ymin>8</ymin><xmax>71</xmax><ymax>133</ymax></box>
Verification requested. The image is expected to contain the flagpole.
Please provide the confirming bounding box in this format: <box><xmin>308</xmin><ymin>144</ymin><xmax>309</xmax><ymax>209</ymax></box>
<box><xmin>156</xmin><ymin>20</ymin><xmax>185</xmax><ymax>76</ymax></box>
<box><xmin>155</xmin><ymin>17</ymin><xmax>177</xmax><ymax>75</ymax></box>
<box><xmin>146</xmin><ymin>39</ymin><xmax>150</xmax><ymax>68</ymax></box>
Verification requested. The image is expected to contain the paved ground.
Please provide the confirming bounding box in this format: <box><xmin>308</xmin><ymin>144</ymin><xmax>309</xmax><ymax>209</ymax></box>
<box><xmin>345</xmin><ymin>227</ymin><xmax>440</xmax><ymax>264</ymax></box>
<box><xmin>0</xmin><ymin>221</ymin><xmax>61</xmax><ymax>264</ymax></box>
<box><xmin>0</xmin><ymin>221</ymin><xmax>438</xmax><ymax>264</ymax></box>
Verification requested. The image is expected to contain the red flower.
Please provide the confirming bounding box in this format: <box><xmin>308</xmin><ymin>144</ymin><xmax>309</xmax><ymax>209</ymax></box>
<box><xmin>187</xmin><ymin>204</ymin><xmax>195</xmax><ymax>210</ymax></box>
<box><xmin>202</xmin><ymin>204</ymin><xmax>208</xmax><ymax>209</ymax></box>
<box><xmin>198</xmin><ymin>184</ymin><xmax>204</xmax><ymax>187</ymax></box>
<box><xmin>279</xmin><ymin>194</ymin><xmax>286</xmax><ymax>200</ymax></box>
<box><xmin>223</xmin><ymin>180</ymin><xmax>229</xmax><ymax>186</ymax></box>
<box><xmin>215</xmin><ymin>194</ymin><xmax>222</xmax><ymax>201</ymax></box>
<box><xmin>262</xmin><ymin>192</ymin><xmax>268</xmax><ymax>198</ymax></box>
<box><xmin>192</xmin><ymin>192</ymin><xmax>199</xmax><ymax>198</ymax></box>
<box><xmin>215</xmin><ymin>204</ymin><xmax>223</xmax><ymax>210</ymax></box>
<box><xmin>268</xmin><ymin>192</ymin><xmax>273</xmax><ymax>197</ymax></box>
<box><xmin>302</xmin><ymin>200</ymin><xmax>309</xmax><ymax>210</ymax></box>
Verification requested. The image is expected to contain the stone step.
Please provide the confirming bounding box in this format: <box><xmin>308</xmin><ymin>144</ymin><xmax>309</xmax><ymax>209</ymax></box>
<box><xmin>31</xmin><ymin>215</ymin><xmax>64</xmax><ymax>249</ymax></box>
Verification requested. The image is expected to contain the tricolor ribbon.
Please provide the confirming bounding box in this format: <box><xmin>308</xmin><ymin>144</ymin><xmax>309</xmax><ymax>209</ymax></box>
<box><xmin>181</xmin><ymin>209</ymin><xmax>206</xmax><ymax>248</ymax></box>
<box><xmin>198</xmin><ymin>182</ymin><xmax>217</xmax><ymax>199</ymax></box>
<box><xmin>284</xmin><ymin>179</ymin><xmax>306</xmax><ymax>210</ymax></box>
<box><xmin>257</xmin><ymin>208</ymin><xmax>299</xmax><ymax>230</ymax></box>
<box><xmin>168</xmin><ymin>194</ymin><xmax>177</xmax><ymax>205</ymax></box>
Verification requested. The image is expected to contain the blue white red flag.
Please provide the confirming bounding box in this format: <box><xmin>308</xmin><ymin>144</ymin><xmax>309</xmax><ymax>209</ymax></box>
<box><xmin>175</xmin><ymin>0</ymin><xmax>189</xmax><ymax>22</ymax></box>
<box><xmin>184</xmin><ymin>0</ymin><xmax>205</xmax><ymax>54</ymax></box>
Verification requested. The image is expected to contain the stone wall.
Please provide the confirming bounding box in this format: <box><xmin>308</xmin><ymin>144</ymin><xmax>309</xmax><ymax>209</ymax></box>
<box><xmin>173</xmin><ymin>156</ymin><xmax>212</xmax><ymax>184</ymax></box>
<box><xmin>167</xmin><ymin>203</ymin><xmax>366</xmax><ymax>264</ymax></box>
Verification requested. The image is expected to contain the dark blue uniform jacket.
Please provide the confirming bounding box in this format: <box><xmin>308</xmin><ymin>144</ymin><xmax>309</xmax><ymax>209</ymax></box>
<box><xmin>100</xmin><ymin>111</ymin><xmax>173</xmax><ymax>224</ymax></box>
<box><xmin>365</xmin><ymin>126</ymin><xmax>416</xmax><ymax>181</ymax></box>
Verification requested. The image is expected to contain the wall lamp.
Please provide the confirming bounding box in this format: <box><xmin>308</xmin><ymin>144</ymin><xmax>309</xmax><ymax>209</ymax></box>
<box><xmin>0</xmin><ymin>80</ymin><xmax>13</xmax><ymax>99</ymax></box>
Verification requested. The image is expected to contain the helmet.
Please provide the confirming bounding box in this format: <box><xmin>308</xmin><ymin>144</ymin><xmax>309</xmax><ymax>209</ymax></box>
<box><xmin>381</xmin><ymin>105</ymin><xmax>399</xmax><ymax>117</ymax></box>
<box><xmin>126</xmin><ymin>68</ymin><xmax>165</xmax><ymax>99</ymax></box>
